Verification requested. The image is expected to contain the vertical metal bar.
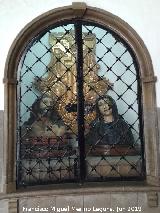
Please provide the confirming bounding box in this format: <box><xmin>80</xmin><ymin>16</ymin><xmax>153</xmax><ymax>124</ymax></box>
<box><xmin>75</xmin><ymin>21</ymin><xmax>86</xmax><ymax>182</ymax></box>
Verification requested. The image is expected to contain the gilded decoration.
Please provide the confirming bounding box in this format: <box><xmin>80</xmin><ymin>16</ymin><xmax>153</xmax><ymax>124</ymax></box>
<box><xmin>33</xmin><ymin>32</ymin><xmax>113</xmax><ymax>133</ymax></box>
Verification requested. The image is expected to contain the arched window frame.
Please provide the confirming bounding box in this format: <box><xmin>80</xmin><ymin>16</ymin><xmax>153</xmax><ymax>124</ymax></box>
<box><xmin>3</xmin><ymin>2</ymin><xmax>159</xmax><ymax>193</ymax></box>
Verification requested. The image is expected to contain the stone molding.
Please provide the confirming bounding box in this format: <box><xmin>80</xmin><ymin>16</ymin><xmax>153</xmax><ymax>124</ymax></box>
<box><xmin>3</xmin><ymin>2</ymin><xmax>160</xmax><ymax>193</ymax></box>
<box><xmin>0</xmin><ymin>184</ymin><xmax>160</xmax><ymax>200</ymax></box>
<box><xmin>8</xmin><ymin>198</ymin><xmax>18</xmax><ymax>213</ymax></box>
<box><xmin>147</xmin><ymin>192</ymin><xmax>159</xmax><ymax>207</ymax></box>
<box><xmin>72</xmin><ymin>2</ymin><xmax>87</xmax><ymax>17</ymax></box>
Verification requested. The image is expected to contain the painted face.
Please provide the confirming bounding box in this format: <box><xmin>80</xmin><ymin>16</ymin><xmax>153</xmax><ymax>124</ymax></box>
<box><xmin>40</xmin><ymin>97</ymin><xmax>52</xmax><ymax>111</ymax></box>
<box><xmin>98</xmin><ymin>98</ymin><xmax>112</xmax><ymax>116</ymax></box>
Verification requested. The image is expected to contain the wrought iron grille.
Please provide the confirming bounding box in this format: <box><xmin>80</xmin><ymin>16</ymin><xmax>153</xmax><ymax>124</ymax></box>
<box><xmin>17</xmin><ymin>20</ymin><xmax>145</xmax><ymax>187</ymax></box>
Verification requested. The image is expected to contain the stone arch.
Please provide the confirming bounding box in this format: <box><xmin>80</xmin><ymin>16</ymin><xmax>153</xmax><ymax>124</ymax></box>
<box><xmin>3</xmin><ymin>3</ymin><xmax>159</xmax><ymax>193</ymax></box>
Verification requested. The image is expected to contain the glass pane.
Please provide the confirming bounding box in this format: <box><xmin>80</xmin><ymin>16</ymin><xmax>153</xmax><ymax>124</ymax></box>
<box><xmin>17</xmin><ymin>24</ymin><xmax>79</xmax><ymax>186</ymax></box>
<box><xmin>16</xmin><ymin>21</ymin><xmax>144</xmax><ymax>187</ymax></box>
<box><xmin>82</xmin><ymin>25</ymin><xmax>143</xmax><ymax>180</ymax></box>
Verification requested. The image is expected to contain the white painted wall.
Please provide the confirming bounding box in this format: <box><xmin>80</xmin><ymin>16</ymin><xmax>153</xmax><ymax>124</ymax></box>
<box><xmin>0</xmin><ymin>0</ymin><xmax>160</xmax><ymax>109</ymax></box>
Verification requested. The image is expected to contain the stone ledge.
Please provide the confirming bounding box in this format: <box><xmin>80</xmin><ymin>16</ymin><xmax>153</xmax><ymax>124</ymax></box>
<box><xmin>0</xmin><ymin>182</ymin><xmax>160</xmax><ymax>201</ymax></box>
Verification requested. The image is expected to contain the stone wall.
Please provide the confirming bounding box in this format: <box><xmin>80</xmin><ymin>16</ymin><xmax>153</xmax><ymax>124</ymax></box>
<box><xmin>0</xmin><ymin>199</ymin><xmax>8</xmax><ymax>213</ymax></box>
<box><xmin>0</xmin><ymin>110</ymin><xmax>7</xmax><ymax>213</ymax></box>
<box><xmin>0</xmin><ymin>110</ymin><xmax>4</xmax><ymax>193</ymax></box>
<box><xmin>0</xmin><ymin>192</ymin><xmax>159</xmax><ymax>213</ymax></box>
<box><xmin>18</xmin><ymin>192</ymin><xmax>160</xmax><ymax>213</ymax></box>
<box><xmin>0</xmin><ymin>191</ymin><xmax>159</xmax><ymax>213</ymax></box>
<box><xmin>158</xmin><ymin>107</ymin><xmax>160</xmax><ymax>142</ymax></box>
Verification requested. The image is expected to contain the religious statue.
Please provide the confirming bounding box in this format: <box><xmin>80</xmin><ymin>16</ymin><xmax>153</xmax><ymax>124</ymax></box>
<box><xmin>33</xmin><ymin>32</ymin><xmax>113</xmax><ymax>133</ymax></box>
<box><xmin>23</xmin><ymin>96</ymin><xmax>66</xmax><ymax>140</ymax></box>
<box><xmin>21</xmin><ymin>96</ymin><xmax>75</xmax><ymax>158</ymax></box>
<box><xmin>22</xmin><ymin>31</ymin><xmax>115</xmax><ymax>158</ymax></box>
<box><xmin>85</xmin><ymin>95</ymin><xmax>138</xmax><ymax>156</ymax></box>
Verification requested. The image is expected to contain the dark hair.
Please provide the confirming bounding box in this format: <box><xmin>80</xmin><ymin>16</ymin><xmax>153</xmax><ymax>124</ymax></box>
<box><xmin>24</xmin><ymin>96</ymin><xmax>63</xmax><ymax>126</ymax></box>
<box><xmin>96</xmin><ymin>95</ymin><xmax>119</xmax><ymax>121</ymax></box>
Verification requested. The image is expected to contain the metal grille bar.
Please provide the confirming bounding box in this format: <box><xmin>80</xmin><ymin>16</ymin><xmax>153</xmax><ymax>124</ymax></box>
<box><xmin>16</xmin><ymin>20</ymin><xmax>145</xmax><ymax>187</ymax></box>
<box><xmin>75</xmin><ymin>21</ymin><xmax>86</xmax><ymax>182</ymax></box>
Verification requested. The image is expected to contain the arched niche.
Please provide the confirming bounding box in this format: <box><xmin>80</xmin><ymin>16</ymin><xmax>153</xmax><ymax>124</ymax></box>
<box><xmin>3</xmin><ymin>2</ymin><xmax>159</xmax><ymax>193</ymax></box>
